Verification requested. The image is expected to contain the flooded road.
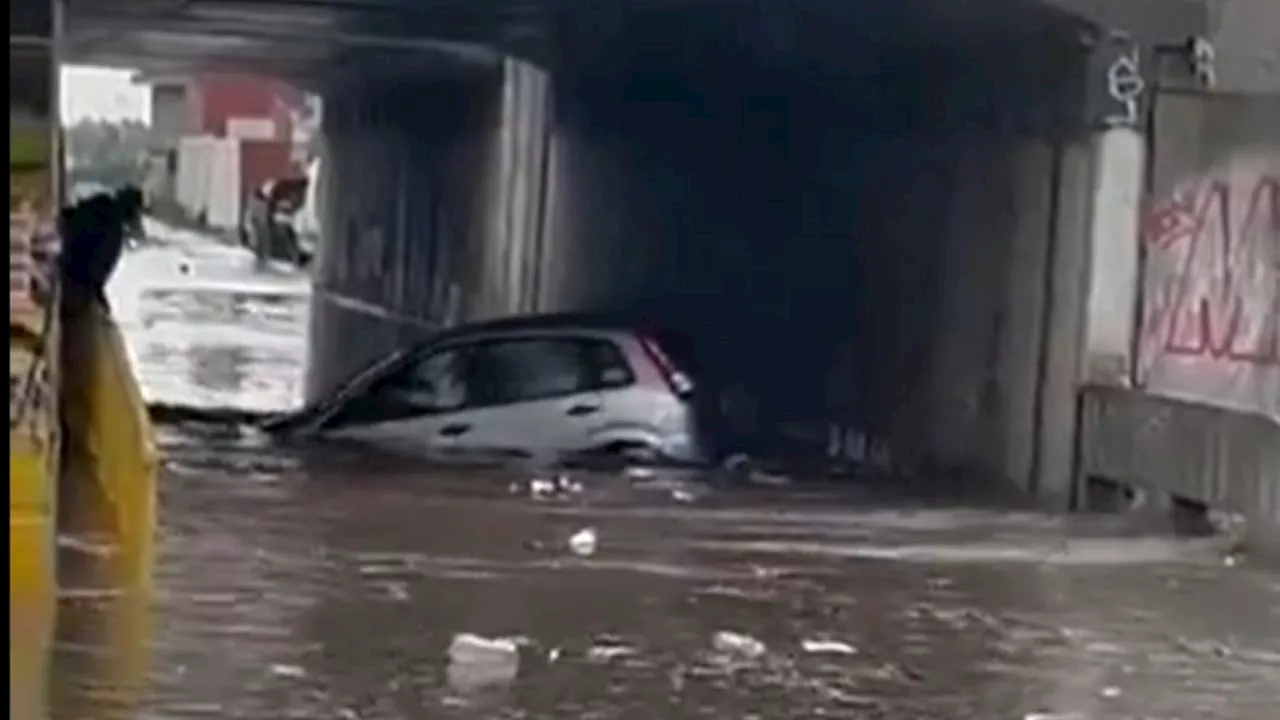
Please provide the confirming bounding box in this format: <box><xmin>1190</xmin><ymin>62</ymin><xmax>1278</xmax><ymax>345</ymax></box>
<box><xmin>107</xmin><ymin>219</ymin><xmax>310</xmax><ymax>414</ymax></box>
<box><xmin>52</xmin><ymin>221</ymin><xmax>1280</xmax><ymax>719</ymax></box>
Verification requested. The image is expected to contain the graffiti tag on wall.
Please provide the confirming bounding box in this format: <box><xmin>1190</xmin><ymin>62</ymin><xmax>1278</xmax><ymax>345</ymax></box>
<box><xmin>1087</xmin><ymin>36</ymin><xmax>1148</xmax><ymax>130</ymax></box>
<box><xmin>1139</xmin><ymin>160</ymin><xmax>1279</xmax><ymax>416</ymax></box>
<box><xmin>1103</xmin><ymin>45</ymin><xmax>1145</xmax><ymax>128</ymax></box>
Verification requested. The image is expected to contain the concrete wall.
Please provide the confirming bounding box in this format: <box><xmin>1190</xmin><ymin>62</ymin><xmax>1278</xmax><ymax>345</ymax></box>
<box><xmin>1050</xmin><ymin>0</ymin><xmax>1279</xmax><ymax>94</ymax></box>
<box><xmin>1078</xmin><ymin>384</ymin><xmax>1280</xmax><ymax>549</ymax></box>
<box><xmin>1137</xmin><ymin>91</ymin><xmax>1279</xmax><ymax>418</ymax></box>
<box><xmin>309</xmin><ymin>28</ymin><xmax>1094</xmax><ymax>496</ymax></box>
<box><xmin>1207</xmin><ymin>0</ymin><xmax>1280</xmax><ymax>94</ymax></box>
<box><xmin>309</xmin><ymin>68</ymin><xmax>505</xmax><ymax>391</ymax></box>
<box><xmin>148</xmin><ymin>82</ymin><xmax>189</xmax><ymax>152</ymax></box>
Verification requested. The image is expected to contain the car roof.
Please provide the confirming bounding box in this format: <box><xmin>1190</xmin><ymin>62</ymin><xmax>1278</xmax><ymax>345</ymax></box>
<box><xmin>420</xmin><ymin>312</ymin><xmax>645</xmax><ymax>347</ymax></box>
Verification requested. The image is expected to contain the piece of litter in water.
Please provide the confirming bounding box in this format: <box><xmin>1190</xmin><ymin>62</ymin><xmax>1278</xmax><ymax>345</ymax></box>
<box><xmin>449</xmin><ymin>633</ymin><xmax>521</xmax><ymax>657</ymax></box>
<box><xmin>556</xmin><ymin>474</ymin><xmax>584</xmax><ymax>494</ymax></box>
<box><xmin>801</xmin><ymin>639</ymin><xmax>858</xmax><ymax>655</ymax></box>
<box><xmin>712</xmin><ymin>630</ymin><xmax>767</xmax><ymax>659</ymax></box>
<box><xmin>568</xmin><ymin>527</ymin><xmax>598</xmax><ymax>557</ymax></box>
<box><xmin>528</xmin><ymin>477</ymin><xmax>557</xmax><ymax>498</ymax></box>
<box><xmin>1099</xmin><ymin>686</ymin><xmax>1121</xmax><ymax>698</ymax></box>
<box><xmin>1024</xmin><ymin>713</ymin><xmax>1085</xmax><ymax>720</ymax></box>
<box><xmin>270</xmin><ymin>663</ymin><xmax>306</xmax><ymax>679</ymax></box>
<box><xmin>586</xmin><ymin>644</ymin><xmax>637</xmax><ymax>661</ymax></box>
<box><xmin>446</xmin><ymin>633</ymin><xmax>521</xmax><ymax>693</ymax></box>
<box><xmin>671</xmin><ymin>488</ymin><xmax>697</xmax><ymax>503</ymax></box>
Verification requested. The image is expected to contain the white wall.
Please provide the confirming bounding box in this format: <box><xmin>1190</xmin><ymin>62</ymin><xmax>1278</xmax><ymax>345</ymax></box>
<box><xmin>175</xmin><ymin>135</ymin><xmax>242</xmax><ymax>231</ymax></box>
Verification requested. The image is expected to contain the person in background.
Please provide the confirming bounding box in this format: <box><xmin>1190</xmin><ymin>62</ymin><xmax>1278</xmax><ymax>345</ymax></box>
<box><xmin>243</xmin><ymin>180</ymin><xmax>275</xmax><ymax>266</ymax></box>
<box><xmin>245</xmin><ymin>177</ymin><xmax>309</xmax><ymax>268</ymax></box>
<box><xmin>57</xmin><ymin>186</ymin><xmax>144</xmax><ymax>308</ymax></box>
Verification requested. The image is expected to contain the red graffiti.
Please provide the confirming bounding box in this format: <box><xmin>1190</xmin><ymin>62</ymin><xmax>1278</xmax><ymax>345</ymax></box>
<box><xmin>1142</xmin><ymin>173</ymin><xmax>1279</xmax><ymax>366</ymax></box>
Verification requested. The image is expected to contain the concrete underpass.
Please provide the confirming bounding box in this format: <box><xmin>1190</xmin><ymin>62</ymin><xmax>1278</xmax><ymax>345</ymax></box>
<box><xmin>12</xmin><ymin>0</ymin><xmax>1280</xmax><ymax>717</ymax></box>
<box><xmin>68</xmin><ymin>0</ymin><xmax>1091</xmax><ymax>498</ymax></box>
<box><xmin>58</xmin><ymin>0</ymin><xmax>1280</xmax><ymax>507</ymax></box>
<box><xmin>310</xmin><ymin>2</ymin><xmax>1102</xmax><ymax>503</ymax></box>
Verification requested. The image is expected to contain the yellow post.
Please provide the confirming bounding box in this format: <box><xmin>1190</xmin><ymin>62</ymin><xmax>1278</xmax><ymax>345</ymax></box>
<box><xmin>10</xmin><ymin>2</ymin><xmax>61</xmax><ymax>716</ymax></box>
<box><xmin>53</xmin><ymin>286</ymin><xmax>159</xmax><ymax>719</ymax></box>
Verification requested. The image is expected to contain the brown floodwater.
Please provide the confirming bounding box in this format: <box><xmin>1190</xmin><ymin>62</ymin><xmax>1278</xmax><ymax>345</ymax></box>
<box><xmin>46</xmin><ymin>220</ymin><xmax>1280</xmax><ymax>720</ymax></box>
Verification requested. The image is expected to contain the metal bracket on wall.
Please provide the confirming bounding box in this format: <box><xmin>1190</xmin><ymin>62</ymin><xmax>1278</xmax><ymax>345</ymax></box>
<box><xmin>1152</xmin><ymin>35</ymin><xmax>1217</xmax><ymax>90</ymax></box>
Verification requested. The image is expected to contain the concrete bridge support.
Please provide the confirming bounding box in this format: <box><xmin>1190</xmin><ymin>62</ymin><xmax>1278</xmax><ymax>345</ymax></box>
<box><xmin>308</xmin><ymin>8</ymin><xmax>1109</xmax><ymax>501</ymax></box>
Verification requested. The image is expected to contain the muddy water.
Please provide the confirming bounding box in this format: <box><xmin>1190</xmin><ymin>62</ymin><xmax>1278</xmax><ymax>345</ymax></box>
<box><xmin>50</xmin><ymin>223</ymin><xmax>1280</xmax><ymax>719</ymax></box>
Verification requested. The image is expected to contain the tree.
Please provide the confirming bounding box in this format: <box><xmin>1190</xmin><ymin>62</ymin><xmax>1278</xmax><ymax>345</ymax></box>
<box><xmin>63</xmin><ymin>118</ymin><xmax>152</xmax><ymax>191</ymax></box>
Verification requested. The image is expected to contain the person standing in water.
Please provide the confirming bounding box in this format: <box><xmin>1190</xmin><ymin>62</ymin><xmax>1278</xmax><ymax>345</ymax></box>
<box><xmin>57</xmin><ymin>186</ymin><xmax>143</xmax><ymax>308</ymax></box>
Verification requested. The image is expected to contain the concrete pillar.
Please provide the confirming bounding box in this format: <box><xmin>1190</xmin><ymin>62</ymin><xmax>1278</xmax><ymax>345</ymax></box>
<box><xmin>1081</xmin><ymin>128</ymin><xmax>1146</xmax><ymax>385</ymax></box>
<box><xmin>1029</xmin><ymin>138</ymin><xmax>1096</xmax><ymax>508</ymax></box>
<box><xmin>308</xmin><ymin>59</ymin><xmax>552</xmax><ymax>400</ymax></box>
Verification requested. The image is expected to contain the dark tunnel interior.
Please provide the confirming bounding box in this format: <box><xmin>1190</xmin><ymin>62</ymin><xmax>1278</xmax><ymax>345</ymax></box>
<box><xmin>306</xmin><ymin>0</ymin><xmax>1095</xmax><ymax>472</ymax></box>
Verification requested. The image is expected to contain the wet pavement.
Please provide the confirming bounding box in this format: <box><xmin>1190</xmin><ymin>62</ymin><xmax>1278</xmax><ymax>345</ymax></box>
<box><xmin>107</xmin><ymin>219</ymin><xmax>310</xmax><ymax>414</ymax></box>
<box><xmin>51</xmin><ymin>220</ymin><xmax>1280</xmax><ymax>719</ymax></box>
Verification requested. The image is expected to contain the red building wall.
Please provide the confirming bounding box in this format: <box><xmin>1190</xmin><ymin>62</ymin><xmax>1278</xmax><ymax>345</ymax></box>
<box><xmin>239</xmin><ymin>140</ymin><xmax>298</xmax><ymax>199</ymax></box>
<box><xmin>187</xmin><ymin>74</ymin><xmax>304</xmax><ymax>191</ymax></box>
<box><xmin>189</xmin><ymin>74</ymin><xmax>298</xmax><ymax>141</ymax></box>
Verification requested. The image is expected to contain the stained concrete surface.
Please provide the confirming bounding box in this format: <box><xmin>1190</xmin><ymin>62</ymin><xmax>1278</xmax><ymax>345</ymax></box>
<box><xmin>51</xmin><ymin>220</ymin><xmax>1280</xmax><ymax>719</ymax></box>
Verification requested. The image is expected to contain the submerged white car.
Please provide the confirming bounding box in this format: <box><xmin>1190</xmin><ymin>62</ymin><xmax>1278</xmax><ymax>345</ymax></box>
<box><xmin>268</xmin><ymin>314</ymin><xmax>717</xmax><ymax>467</ymax></box>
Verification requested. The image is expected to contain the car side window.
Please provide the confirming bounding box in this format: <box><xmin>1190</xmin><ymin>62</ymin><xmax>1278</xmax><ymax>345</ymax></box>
<box><xmin>581</xmin><ymin>338</ymin><xmax>634</xmax><ymax>389</ymax></box>
<box><xmin>380</xmin><ymin>347</ymin><xmax>467</xmax><ymax>412</ymax></box>
<box><xmin>468</xmin><ymin>337</ymin><xmax>597</xmax><ymax>406</ymax></box>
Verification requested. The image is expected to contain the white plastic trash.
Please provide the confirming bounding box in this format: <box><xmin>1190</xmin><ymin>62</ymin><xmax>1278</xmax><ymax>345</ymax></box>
<box><xmin>446</xmin><ymin>633</ymin><xmax>521</xmax><ymax>694</ymax></box>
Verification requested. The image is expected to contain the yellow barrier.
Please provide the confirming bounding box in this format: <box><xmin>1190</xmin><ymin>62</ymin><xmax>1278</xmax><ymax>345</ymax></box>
<box><xmin>10</xmin><ymin>314</ymin><xmax>59</xmax><ymax>720</ymax></box>
<box><xmin>10</xmin><ymin>439</ymin><xmax>57</xmax><ymax>720</ymax></box>
<box><xmin>52</xmin><ymin>287</ymin><xmax>158</xmax><ymax>719</ymax></box>
<box><xmin>10</xmin><ymin>287</ymin><xmax>159</xmax><ymax>719</ymax></box>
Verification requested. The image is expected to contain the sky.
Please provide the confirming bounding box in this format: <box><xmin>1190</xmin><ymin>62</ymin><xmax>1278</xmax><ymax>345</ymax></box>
<box><xmin>61</xmin><ymin>64</ymin><xmax>150</xmax><ymax>125</ymax></box>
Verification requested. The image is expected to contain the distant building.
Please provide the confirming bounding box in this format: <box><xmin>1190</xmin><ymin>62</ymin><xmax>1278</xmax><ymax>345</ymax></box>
<box><xmin>133</xmin><ymin>72</ymin><xmax>314</xmax><ymax>229</ymax></box>
<box><xmin>135</xmin><ymin>72</ymin><xmax>303</xmax><ymax>147</ymax></box>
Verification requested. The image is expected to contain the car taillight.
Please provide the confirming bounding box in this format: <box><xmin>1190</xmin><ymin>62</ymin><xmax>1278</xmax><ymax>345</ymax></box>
<box><xmin>639</xmin><ymin>335</ymin><xmax>694</xmax><ymax>397</ymax></box>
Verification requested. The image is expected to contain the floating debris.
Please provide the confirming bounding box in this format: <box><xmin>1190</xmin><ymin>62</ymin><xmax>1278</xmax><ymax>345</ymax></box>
<box><xmin>585</xmin><ymin>643</ymin><xmax>637</xmax><ymax>662</ymax></box>
<box><xmin>712</xmin><ymin>630</ymin><xmax>767</xmax><ymax>659</ymax></box>
<box><xmin>269</xmin><ymin>663</ymin><xmax>307</xmax><ymax>679</ymax></box>
<box><xmin>801</xmin><ymin>638</ymin><xmax>858</xmax><ymax>656</ymax></box>
<box><xmin>529</xmin><ymin>477</ymin><xmax>557</xmax><ymax>498</ymax></box>
<box><xmin>568</xmin><ymin>527</ymin><xmax>598</xmax><ymax>557</ymax></box>
<box><xmin>446</xmin><ymin>633</ymin><xmax>521</xmax><ymax>694</ymax></box>
<box><xmin>515</xmin><ymin>473</ymin><xmax>585</xmax><ymax>501</ymax></box>
<box><xmin>671</xmin><ymin>488</ymin><xmax>698</xmax><ymax>504</ymax></box>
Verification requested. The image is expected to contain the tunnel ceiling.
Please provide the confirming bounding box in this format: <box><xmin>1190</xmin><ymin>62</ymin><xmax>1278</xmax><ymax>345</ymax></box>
<box><xmin>66</xmin><ymin>0</ymin><xmax>1097</xmax><ymax>84</ymax></box>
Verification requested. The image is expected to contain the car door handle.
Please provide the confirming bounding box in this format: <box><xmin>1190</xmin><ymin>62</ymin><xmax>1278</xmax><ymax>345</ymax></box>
<box><xmin>438</xmin><ymin>423</ymin><xmax>472</xmax><ymax>437</ymax></box>
<box><xmin>566</xmin><ymin>403</ymin><xmax>601</xmax><ymax>417</ymax></box>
